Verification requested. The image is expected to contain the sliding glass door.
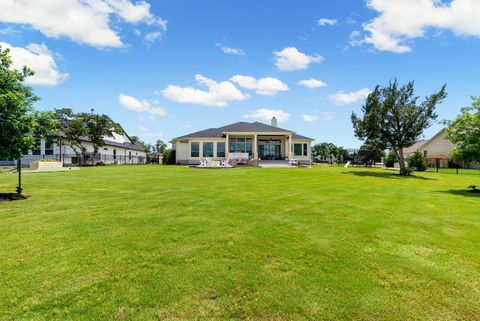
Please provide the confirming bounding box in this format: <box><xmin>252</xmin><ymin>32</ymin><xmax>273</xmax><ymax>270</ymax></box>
<box><xmin>258</xmin><ymin>140</ymin><xmax>282</xmax><ymax>160</ymax></box>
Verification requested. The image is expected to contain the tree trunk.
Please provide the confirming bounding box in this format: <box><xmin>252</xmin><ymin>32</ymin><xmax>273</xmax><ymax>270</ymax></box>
<box><xmin>397</xmin><ymin>148</ymin><xmax>408</xmax><ymax>175</ymax></box>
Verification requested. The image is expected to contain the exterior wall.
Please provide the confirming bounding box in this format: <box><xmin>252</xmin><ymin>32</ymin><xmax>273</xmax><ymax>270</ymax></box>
<box><xmin>175</xmin><ymin>138</ymin><xmax>227</xmax><ymax>165</ymax></box>
<box><xmin>421</xmin><ymin>131</ymin><xmax>455</xmax><ymax>159</ymax></box>
<box><xmin>292</xmin><ymin>139</ymin><xmax>312</xmax><ymax>164</ymax></box>
<box><xmin>173</xmin><ymin>135</ymin><xmax>312</xmax><ymax>165</ymax></box>
<box><xmin>17</xmin><ymin>140</ymin><xmax>146</xmax><ymax>166</ymax></box>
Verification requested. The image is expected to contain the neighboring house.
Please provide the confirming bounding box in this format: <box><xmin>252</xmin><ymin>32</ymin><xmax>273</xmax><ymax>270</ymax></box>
<box><xmin>1</xmin><ymin>131</ymin><xmax>147</xmax><ymax>166</ymax></box>
<box><xmin>403</xmin><ymin>129</ymin><xmax>478</xmax><ymax>168</ymax></box>
<box><xmin>171</xmin><ymin>118</ymin><xmax>314</xmax><ymax>165</ymax></box>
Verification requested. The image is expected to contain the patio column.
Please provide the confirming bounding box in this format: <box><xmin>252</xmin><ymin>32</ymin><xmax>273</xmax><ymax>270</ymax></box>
<box><xmin>253</xmin><ymin>134</ymin><xmax>258</xmax><ymax>159</ymax></box>
<box><xmin>226</xmin><ymin>133</ymin><xmax>230</xmax><ymax>160</ymax></box>
<box><xmin>288</xmin><ymin>134</ymin><xmax>293</xmax><ymax>159</ymax></box>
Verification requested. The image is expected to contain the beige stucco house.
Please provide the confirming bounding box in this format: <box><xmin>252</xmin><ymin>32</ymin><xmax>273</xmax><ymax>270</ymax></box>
<box><xmin>404</xmin><ymin>129</ymin><xmax>478</xmax><ymax>168</ymax></box>
<box><xmin>171</xmin><ymin>118</ymin><xmax>313</xmax><ymax>165</ymax></box>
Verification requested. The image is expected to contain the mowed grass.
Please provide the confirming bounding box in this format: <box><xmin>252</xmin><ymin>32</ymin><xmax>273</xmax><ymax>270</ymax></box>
<box><xmin>1</xmin><ymin>166</ymin><xmax>479</xmax><ymax>321</ymax></box>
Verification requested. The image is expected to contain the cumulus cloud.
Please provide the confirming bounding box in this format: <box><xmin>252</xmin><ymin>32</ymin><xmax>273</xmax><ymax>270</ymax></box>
<box><xmin>162</xmin><ymin>74</ymin><xmax>247</xmax><ymax>107</ymax></box>
<box><xmin>230</xmin><ymin>75</ymin><xmax>289</xmax><ymax>96</ymax></box>
<box><xmin>298</xmin><ymin>78</ymin><xmax>327</xmax><ymax>89</ymax></box>
<box><xmin>273</xmin><ymin>47</ymin><xmax>323</xmax><ymax>71</ymax></box>
<box><xmin>318</xmin><ymin>18</ymin><xmax>337</xmax><ymax>26</ymax></box>
<box><xmin>330</xmin><ymin>88</ymin><xmax>371</xmax><ymax>105</ymax></box>
<box><xmin>0</xmin><ymin>0</ymin><xmax>167</xmax><ymax>48</ymax></box>
<box><xmin>215</xmin><ymin>43</ymin><xmax>245</xmax><ymax>56</ymax></box>
<box><xmin>0</xmin><ymin>42</ymin><xmax>68</xmax><ymax>86</ymax></box>
<box><xmin>118</xmin><ymin>93</ymin><xmax>168</xmax><ymax>116</ymax></box>
<box><xmin>243</xmin><ymin>108</ymin><xmax>290</xmax><ymax>123</ymax></box>
<box><xmin>358</xmin><ymin>0</ymin><xmax>480</xmax><ymax>53</ymax></box>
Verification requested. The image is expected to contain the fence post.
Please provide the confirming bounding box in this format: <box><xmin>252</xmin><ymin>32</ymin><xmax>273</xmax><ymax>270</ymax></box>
<box><xmin>436</xmin><ymin>158</ymin><xmax>439</xmax><ymax>173</ymax></box>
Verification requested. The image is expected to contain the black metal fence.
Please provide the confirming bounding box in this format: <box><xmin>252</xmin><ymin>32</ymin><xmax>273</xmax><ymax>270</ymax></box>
<box><xmin>425</xmin><ymin>158</ymin><xmax>480</xmax><ymax>175</ymax></box>
<box><xmin>0</xmin><ymin>153</ymin><xmax>147</xmax><ymax>167</ymax></box>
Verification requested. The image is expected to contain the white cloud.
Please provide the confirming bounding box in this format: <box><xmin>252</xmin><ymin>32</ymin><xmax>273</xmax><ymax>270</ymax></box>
<box><xmin>318</xmin><ymin>18</ymin><xmax>337</xmax><ymax>26</ymax></box>
<box><xmin>0</xmin><ymin>42</ymin><xmax>68</xmax><ymax>86</ymax></box>
<box><xmin>144</xmin><ymin>31</ymin><xmax>162</xmax><ymax>43</ymax></box>
<box><xmin>273</xmin><ymin>47</ymin><xmax>323</xmax><ymax>71</ymax></box>
<box><xmin>302</xmin><ymin>114</ymin><xmax>319</xmax><ymax>122</ymax></box>
<box><xmin>215</xmin><ymin>43</ymin><xmax>245</xmax><ymax>56</ymax></box>
<box><xmin>0</xmin><ymin>0</ymin><xmax>167</xmax><ymax>48</ymax></box>
<box><xmin>118</xmin><ymin>93</ymin><xmax>168</xmax><ymax>116</ymax></box>
<box><xmin>359</xmin><ymin>0</ymin><xmax>480</xmax><ymax>53</ymax></box>
<box><xmin>243</xmin><ymin>108</ymin><xmax>290</xmax><ymax>123</ymax></box>
<box><xmin>162</xmin><ymin>74</ymin><xmax>247</xmax><ymax>107</ymax></box>
<box><xmin>298</xmin><ymin>78</ymin><xmax>327</xmax><ymax>89</ymax></box>
<box><xmin>230</xmin><ymin>75</ymin><xmax>289</xmax><ymax>96</ymax></box>
<box><xmin>330</xmin><ymin>88</ymin><xmax>371</xmax><ymax>105</ymax></box>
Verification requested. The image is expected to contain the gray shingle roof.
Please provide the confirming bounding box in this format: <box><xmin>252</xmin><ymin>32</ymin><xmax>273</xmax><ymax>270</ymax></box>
<box><xmin>172</xmin><ymin>122</ymin><xmax>313</xmax><ymax>140</ymax></box>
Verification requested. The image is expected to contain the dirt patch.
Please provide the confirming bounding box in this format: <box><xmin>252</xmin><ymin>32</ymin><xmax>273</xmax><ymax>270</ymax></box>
<box><xmin>0</xmin><ymin>193</ymin><xmax>28</xmax><ymax>202</ymax></box>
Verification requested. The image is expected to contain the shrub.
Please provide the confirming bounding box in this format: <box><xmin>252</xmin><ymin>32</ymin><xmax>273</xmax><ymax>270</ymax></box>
<box><xmin>384</xmin><ymin>150</ymin><xmax>397</xmax><ymax>168</ymax></box>
<box><xmin>407</xmin><ymin>150</ymin><xmax>428</xmax><ymax>172</ymax></box>
<box><xmin>162</xmin><ymin>149</ymin><xmax>176</xmax><ymax>165</ymax></box>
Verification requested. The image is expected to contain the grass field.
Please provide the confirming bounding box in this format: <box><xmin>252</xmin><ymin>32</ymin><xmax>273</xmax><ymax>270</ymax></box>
<box><xmin>1</xmin><ymin>165</ymin><xmax>479</xmax><ymax>320</ymax></box>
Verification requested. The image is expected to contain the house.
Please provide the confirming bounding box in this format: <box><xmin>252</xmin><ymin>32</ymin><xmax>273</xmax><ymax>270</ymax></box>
<box><xmin>403</xmin><ymin>129</ymin><xmax>478</xmax><ymax>168</ymax></box>
<box><xmin>1</xmin><ymin>131</ymin><xmax>147</xmax><ymax>166</ymax></box>
<box><xmin>171</xmin><ymin>118</ymin><xmax>314</xmax><ymax>165</ymax></box>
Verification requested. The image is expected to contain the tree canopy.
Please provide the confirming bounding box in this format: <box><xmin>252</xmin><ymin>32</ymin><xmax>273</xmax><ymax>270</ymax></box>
<box><xmin>352</xmin><ymin>80</ymin><xmax>447</xmax><ymax>175</ymax></box>
<box><xmin>443</xmin><ymin>97</ymin><xmax>480</xmax><ymax>164</ymax></box>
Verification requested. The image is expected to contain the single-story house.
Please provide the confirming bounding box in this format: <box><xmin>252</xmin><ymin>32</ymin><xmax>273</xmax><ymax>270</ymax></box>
<box><xmin>171</xmin><ymin>118</ymin><xmax>314</xmax><ymax>165</ymax></box>
<box><xmin>403</xmin><ymin>129</ymin><xmax>479</xmax><ymax>168</ymax></box>
<box><xmin>2</xmin><ymin>131</ymin><xmax>147</xmax><ymax>166</ymax></box>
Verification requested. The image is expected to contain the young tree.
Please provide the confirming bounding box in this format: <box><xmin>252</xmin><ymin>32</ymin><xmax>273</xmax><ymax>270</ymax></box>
<box><xmin>352</xmin><ymin>80</ymin><xmax>447</xmax><ymax>175</ymax></box>
<box><xmin>0</xmin><ymin>47</ymin><xmax>57</xmax><ymax>194</ymax></box>
<box><xmin>443</xmin><ymin>97</ymin><xmax>480</xmax><ymax>165</ymax></box>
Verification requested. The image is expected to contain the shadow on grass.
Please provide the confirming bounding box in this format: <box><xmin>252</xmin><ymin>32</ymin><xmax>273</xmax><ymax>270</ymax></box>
<box><xmin>438</xmin><ymin>189</ymin><xmax>480</xmax><ymax>198</ymax></box>
<box><xmin>342</xmin><ymin>171</ymin><xmax>436</xmax><ymax>180</ymax></box>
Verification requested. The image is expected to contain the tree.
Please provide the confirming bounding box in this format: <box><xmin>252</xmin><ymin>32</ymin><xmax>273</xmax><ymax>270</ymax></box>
<box><xmin>0</xmin><ymin>46</ymin><xmax>57</xmax><ymax>195</ymax></box>
<box><xmin>155</xmin><ymin>139</ymin><xmax>167</xmax><ymax>154</ymax></box>
<box><xmin>407</xmin><ymin>150</ymin><xmax>428</xmax><ymax>171</ymax></box>
<box><xmin>352</xmin><ymin>80</ymin><xmax>447</xmax><ymax>175</ymax></box>
<box><xmin>358</xmin><ymin>139</ymin><xmax>386</xmax><ymax>163</ymax></box>
<box><xmin>80</xmin><ymin>112</ymin><xmax>120</xmax><ymax>164</ymax></box>
<box><xmin>312</xmin><ymin>142</ymin><xmax>336</xmax><ymax>161</ymax></box>
<box><xmin>55</xmin><ymin>108</ymin><xmax>87</xmax><ymax>164</ymax></box>
<box><xmin>443</xmin><ymin>97</ymin><xmax>480</xmax><ymax>165</ymax></box>
<box><xmin>384</xmin><ymin>150</ymin><xmax>397</xmax><ymax>168</ymax></box>
<box><xmin>130</xmin><ymin>136</ymin><xmax>152</xmax><ymax>153</ymax></box>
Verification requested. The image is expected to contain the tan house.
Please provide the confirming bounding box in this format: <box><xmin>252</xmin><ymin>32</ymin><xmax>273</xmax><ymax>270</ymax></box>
<box><xmin>171</xmin><ymin>118</ymin><xmax>313</xmax><ymax>165</ymax></box>
<box><xmin>403</xmin><ymin>129</ymin><xmax>477</xmax><ymax>168</ymax></box>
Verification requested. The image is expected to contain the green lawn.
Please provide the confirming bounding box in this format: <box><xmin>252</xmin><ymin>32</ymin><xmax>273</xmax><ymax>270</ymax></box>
<box><xmin>1</xmin><ymin>166</ymin><xmax>479</xmax><ymax>320</ymax></box>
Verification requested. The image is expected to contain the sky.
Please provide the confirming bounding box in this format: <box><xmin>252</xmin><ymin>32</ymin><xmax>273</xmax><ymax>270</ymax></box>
<box><xmin>1</xmin><ymin>0</ymin><xmax>480</xmax><ymax>148</ymax></box>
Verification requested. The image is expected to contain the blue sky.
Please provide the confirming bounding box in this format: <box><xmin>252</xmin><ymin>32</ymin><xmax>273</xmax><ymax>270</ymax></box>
<box><xmin>1</xmin><ymin>0</ymin><xmax>480</xmax><ymax>148</ymax></box>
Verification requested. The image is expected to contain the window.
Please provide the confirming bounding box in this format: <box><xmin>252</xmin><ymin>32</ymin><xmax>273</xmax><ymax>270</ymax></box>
<box><xmin>294</xmin><ymin>144</ymin><xmax>302</xmax><ymax>156</ymax></box>
<box><xmin>113</xmin><ymin>149</ymin><xmax>117</xmax><ymax>159</ymax></box>
<box><xmin>191</xmin><ymin>142</ymin><xmax>199</xmax><ymax>157</ymax></box>
<box><xmin>217</xmin><ymin>142</ymin><xmax>225</xmax><ymax>157</ymax></box>
<box><xmin>129</xmin><ymin>151</ymin><xmax>132</xmax><ymax>160</ymax></box>
<box><xmin>303</xmin><ymin>144</ymin><xmax>308</xmax><ymax>156</ymax></box>
<box><xmin>203</xmin><ymin>142</ymin><xmax>214</xmax><ymax>157</ymax></box>
<box><xmin>229</xmin><ymin>137</ymin><xmax>253</xmax><ymax>156</ymax></box>
<box><xmin>45</xmin><ymin>140</ymin><xmax>54</xmax><ymax>155</ymax></box>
